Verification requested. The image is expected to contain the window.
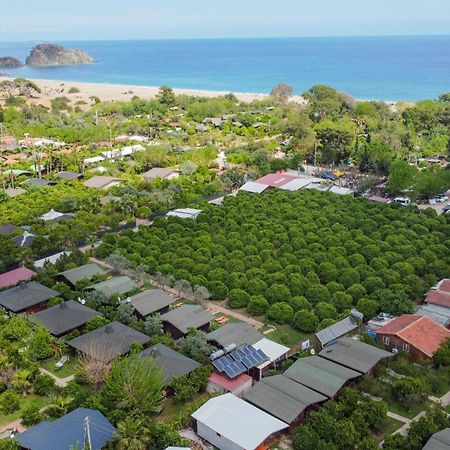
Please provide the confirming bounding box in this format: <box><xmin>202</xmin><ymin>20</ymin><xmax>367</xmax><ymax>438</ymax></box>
<box><xmin>402</xmin><ymin>343</ymin><xmax>410</xmax><ymax>352</ymax></box>
<box><xmin>382</xmin><ymin>336</ymin><xmax>390</xmax><ymax>345</ymax></box>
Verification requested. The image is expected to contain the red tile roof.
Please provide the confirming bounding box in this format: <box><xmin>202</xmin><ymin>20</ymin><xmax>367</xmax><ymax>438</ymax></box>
<box><xmin>255</xmin><ymin>172</ymin><xmax>297</xmax><ymax>188</ymax></box>
<box><xmin>0</xmin><ymin>267</ymin><xmax>37</xmax><ymax>290</ymax></box>
<box><xmin>208</xmin><ymin>372</ymin><xmax>252</xmax><ymax>392</ymax></box>
<box><xmin>425</xmin><ymin>290</ymin><xmax>450</xmax><ymax>309</ymax></box>
<box><xmin>437</xmin><ymin>279</ymin><xmax>450</xmax><ymax>293</ymax></box>
<box><xmin>375</xmin><ymin>314</ymin><xmax>450</xmax><ymax>358</ymax></box>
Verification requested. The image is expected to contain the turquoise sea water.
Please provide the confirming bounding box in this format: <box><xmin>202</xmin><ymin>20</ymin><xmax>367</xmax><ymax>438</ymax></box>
<box><xmin>1</xmin><ymin>36</ymin><xmax>450</xmax><ymax>101</ymax></box>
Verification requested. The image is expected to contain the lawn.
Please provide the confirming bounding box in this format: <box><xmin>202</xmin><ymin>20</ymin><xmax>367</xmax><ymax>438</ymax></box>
<box><xmin>371</xmin><ymin>416</ymin><xmax>404</xmax><ymax>442</ymax></box>
<box><xmin>264</xmin><ymin>324</ymin><xmax>312</xmax><ymax>350</ymax></box>
<box><xmin>0</xmin><ymin>395</ymin><xmax>50</xmax><ymax>428</ymax></box>
<box><xmin>358</xmin><ymin>377</ymin><xmax>430</xmax><ymax>420</ymax></box>
<box><xmin>41</xmin><ymin>356</ymin><xmax>78</xmax><ymax>378</ymax></box>
<box><xmin>157</xmin><ymin>392</ymin><xmax>211</xmax><ymax>423</ymax></box>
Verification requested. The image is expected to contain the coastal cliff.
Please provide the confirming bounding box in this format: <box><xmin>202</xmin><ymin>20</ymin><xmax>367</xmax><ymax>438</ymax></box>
<box><xmin>0</xmin><ymin>57</ymin><xmax>23</xmax><ymax>68</ymax></box>
<box><xmin>26</xmin><ymin>44</ymin><xmax>94</xmax><ymax>66</ymax></box>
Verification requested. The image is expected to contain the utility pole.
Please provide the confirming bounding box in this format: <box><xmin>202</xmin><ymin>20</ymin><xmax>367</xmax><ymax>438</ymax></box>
<box><xmin>83</xmin><ymin>416</ymin><xmax>92</xmax><ymax>450</ymax></box>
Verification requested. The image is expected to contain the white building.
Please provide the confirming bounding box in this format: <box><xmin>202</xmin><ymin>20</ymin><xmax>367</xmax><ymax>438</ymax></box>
<box><xmin>252</xmin><ymin>338</ymin><xmax>290</xmax><ymax>379</ymax></box>
<box><xmin>192</xmin><ymin>393</ymin><xmax>287</xmax><ymax>450</ymax></box>
<box><xmin>166</xmin><ymin>208</ymin><xmax>202</xmax><ymax>219</ymax></box>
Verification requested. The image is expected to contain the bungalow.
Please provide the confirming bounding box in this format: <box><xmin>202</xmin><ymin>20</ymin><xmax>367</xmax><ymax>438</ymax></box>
<box><xmin>284</xmin><ymin>356</ymin><xmax>360</xmax><ymax>398</ymax></box>
<box><xmin>5</xmin><ymin>187</ymin><xmax>26</xmax><ymax>198</ymax></box>
<box><xmin>22</xmin><ymin>178</ymin><xmax>57</xmax><ymax>187</ymax></box>
<box><xmin>142</xmin><ymin>167</ymin><xmax>179</xmax><ymax>181</ymax></box>
<box><xmin>207</xmin><ymin>322</ymin><xmax>264</xmax><ymax>348</ymax></box>
<box><xmin>161</xmin><ymin>304</ymin><xmax>214</xmax><ymax>339</ymax></box>
<box><xmin>83</xmin><ymin>155</ymin><xmax>105</xmax><ymax>165</ymax></box>
<box><xmin>252</xmin><ymin>338</ymin><xmax>289</xmax><ymax>380</ymax></box>
<box><xmin>15</xmin><ymin>407</ymin><xmax>115</xmax><ymax>450</ymax></box>
<box><xmin>0</xmin><ymin>281</ymin><xmax>60</xmax><ymax>314</ymax></box>
<box><xmin>239</xmin><ymin>181</ymin><xmax>270</xmax><ymax>194</ymax></box>
<box><xmin>192</xmin><ymin>393</ymin><xmax>288</xmax><ymax>450</ymax></box>
<box><xmin>315</xmin><ymin>316</ymin><xmax>358</xmax><ymax>348</ymax></box>
<box><xmin>244</xmin><ymin>375</ymin><xmax>327</xmax><ymax>430</ymax></box>
<box><xmin>255</xmin><ymin>173</ymin><xmax>297</xmax><ymax>188</ymax></box>
<box><xmin>84</xmin><ymin>276</ymin><xmax>137</xmax><ymax>298</ymax></box>
<box><xmin>68</xmin><ymin>321</ymin><xmax>150</xmax><ymax>362</ymax></box>
<box><xmin>207</xmin><ymin>372</ymin><xmax>253</xmax><ymax>397</ymax></box>
<box><xmin>318</xmin><ymin>337</ymin><xmax>393</xmax><ymax>374</ymax></box>
<box><xmin>129</xmin><ymin>288</ymin><xmax>174</xmax><ymax>319</ymax></box>
<box><xmin>33</xmin><ymin>300</ymin><xmax>100</xmax><ymax>337</ymax></box>
<box><xmin>0</xmin><ymin>267</ymin><xmax>36</xmax><ymax>290</ymax></box>
<box><xmin>13</xmin><ymin>231</ymin><xmax>35</xmax><ymax>249</ymax></box>
<box><xmin>56</xmin><ymin>263</ymin><xmax>106</xmax><ymax>289</ymax></box>
<box><xmin>166</xmin><ymin>208</ymin><xmax>202</xmax><ymax>220</ymax></box>
<box><xmin>422</xmin><ymin>428</ymin><xmax>450</xmax><ymax>450</ymax></box>
<box><xmin>55</xmin><ymin>171</ymin><xmax>84</xmax><ymax>180</ymax></box>
<box><xmin>140</xmin><ymin>344</ymin><xmax>200</xmax><ymax>385</ymax></box>
<box><xmin>375</xmin><ymin>314</ymin><xmax>450</xmax><ymax>361</ymax></box>
<box><xmin>415</xmin><ymin>303</ymin><xmax>450</xmax><ymax>328</ymax></box>
<box><xmin>425</xmin><ymin>289</ymin><xmax>450</xmax><ymax>309</ymax></box>
<box><xmin>38</xmin><ymin>209</ymin><xmax>75</xmax><ymax>223</ymax></box>
<box><xmin>34</xmin><ymin>251</ymin><xmax>71</xmax><ymax>269</ymax></box>
<box><xmin>83</xmin><ymin>176</ymin><xmax>124</xmax><ymax>190</ymax></box>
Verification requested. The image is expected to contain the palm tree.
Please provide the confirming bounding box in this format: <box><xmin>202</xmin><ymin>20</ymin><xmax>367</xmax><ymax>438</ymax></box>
<box><xmin>114</xmin><ymin>417</ymin><xmax>152</xmax><ymax>450</ymax></box>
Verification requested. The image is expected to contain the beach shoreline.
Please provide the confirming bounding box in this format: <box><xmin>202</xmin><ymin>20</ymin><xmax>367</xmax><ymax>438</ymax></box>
<box><xmin>1</xmin><ymin>76</ymin><xmax>308</xmax><ymax>107</ymax></box>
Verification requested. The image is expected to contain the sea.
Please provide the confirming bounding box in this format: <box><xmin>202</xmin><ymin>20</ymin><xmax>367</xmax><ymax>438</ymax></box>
<box><xmin>1</xmin><ymin>36</ymin><xmax>450</xmax><ymax>101</ymax></box>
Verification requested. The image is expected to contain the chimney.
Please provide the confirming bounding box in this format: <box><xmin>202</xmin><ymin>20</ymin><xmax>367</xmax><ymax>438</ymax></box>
<box><xmin>59</xmin><ymin>302</ymin><xmax>68</xmax><ymax>309</ymax></box>
<box><xmin>105</xmin><ymin>324</ymin><xmax>114</xmax><ymax>334</ymax></box>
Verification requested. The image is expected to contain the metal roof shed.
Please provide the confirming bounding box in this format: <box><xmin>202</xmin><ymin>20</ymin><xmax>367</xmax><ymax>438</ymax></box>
<box><xmin>129</xmin><ymin>288</ymin><xmax>174</xmax><ymax>317</ymax></box>
<box><xmin>284</xmin><ymin>356</ymin><xmax>361</xmax><ymax>398</ymax></box>
<box><xmin>207</xmin><ymin>322</ymin><xmax>264</xmax><ymax>348</ymax></box>
<box><xmin>84</xmin><ymin>276</ymin><xmax>137</xmax><ymax>297</ymax></box>
<box><xmin>244</xmin><ymin>375</ymin><xmax>327</xmax><ymax>425</ymax></box>
<box><xmin>192</xmin><ymin>393</ymin><xmax>288</xmax><ymax>450</ymax></box>
<box><xmin>57</xmin><ymin>263</ymin><xmax>106</xmax><ymax>288</ymax></box>
<box><xmin>422</xmin><ymin>428</ymin><xmax>450</xmax><ymax>450</ymax></box>
<box><xmin>316</xmin><ymin>316</ymin><xmax>358</xmax><ymax>347</ymax></box>
<box><xmin>239</xmin><ymin>181</ymin><xmax>269</xmax><ymax>194</ymax></box>
<box><xmin>319</xmin><ymin>337</ymin><xmax>393</xmax><ymax>374</ymax></box>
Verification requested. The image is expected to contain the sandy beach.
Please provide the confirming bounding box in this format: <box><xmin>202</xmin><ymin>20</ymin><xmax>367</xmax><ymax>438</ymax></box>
<box><xmin>1</xmin><ymin>77</ymin><xmax>307</xmax><ymax>108</ymax></box>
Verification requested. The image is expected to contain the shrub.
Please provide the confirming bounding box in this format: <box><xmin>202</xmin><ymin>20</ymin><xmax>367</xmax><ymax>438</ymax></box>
<box><xmin>21</xmin><ymin>405</ymin><xmax>42</xmax><ymax>426</ymax></box>
<box><xmin>267</xmin><ymin>302</ymin><xmax>294</xmax><ymax>324</ymax></box>
<box><xmin>292</xmin><ymin>310</ymin><xmax>319</xmax><ymax>332</ymax></box>
<box><xmin>0</xmin><ymin>391</ymin><xmax>20</xmax><ymax>414</ymax></box>
<box><xmin>227</xmin><ymin>289</ymin><xmax>250</xmax><ymax>308</ymax></box>
<box><xmin>33</xmin><ymin>373</ymin><xmax>56</xmax><ymax>396</ymax></box>
<box><xmin>247</xmin><ymin>295</ymin><xmax>270</xmax><ymax>315</ymax></box>
<box><xmin>68</xmin><ymin>86</ymin><xmax>80</xmax><ymax>94</ymax></box>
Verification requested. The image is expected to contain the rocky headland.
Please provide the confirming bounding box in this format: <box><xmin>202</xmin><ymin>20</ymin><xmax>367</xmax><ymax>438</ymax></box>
<box><xmin>25</xmin><ymin>44</ymin><xmax>94</xmax><ymax>66</ymax></box>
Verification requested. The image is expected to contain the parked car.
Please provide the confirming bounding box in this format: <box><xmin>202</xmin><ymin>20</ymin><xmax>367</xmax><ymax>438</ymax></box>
<box><xmin>55</xmin><ymin>355</ymin><xmax>69</xmax><ymax>370</ymax></box>
<box><xmin>321</xmin><ymin>171</ymin><xmax>336</xmax><ymax>181</ymax></box>
<box><xmin>429</xmin><ymin>194</ymin><xmax>448</xmax><ymax>204</ymax></box>
<box><xmin>393</xmin><ymin>197</ymin><xmax>411</xmax><ymax>207</ymax></box>
<box><xmin>443</xmin><ymin>204</ymin><xmax>450</xmax><ymax>213</ymax></box>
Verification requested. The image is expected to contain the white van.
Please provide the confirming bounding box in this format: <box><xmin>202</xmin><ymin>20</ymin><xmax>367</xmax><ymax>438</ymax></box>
<box><xmin>393</xmin><ymin>197</ymin><xmax>411</xmax><ymax>207</ymax></box>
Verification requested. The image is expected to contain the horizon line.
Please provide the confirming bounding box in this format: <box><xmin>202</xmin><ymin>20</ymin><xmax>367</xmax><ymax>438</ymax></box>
<box><xmin>2</xmin><ymin>33</ymin><xmax>450</xmax><ymax>44</ymax></box>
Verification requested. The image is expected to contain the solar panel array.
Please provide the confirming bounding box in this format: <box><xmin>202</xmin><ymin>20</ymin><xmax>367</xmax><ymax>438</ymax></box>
<box><xmin>212</xmin><ymin>344</ymin><xmax>269</xmax><ymax>379</ymax></box>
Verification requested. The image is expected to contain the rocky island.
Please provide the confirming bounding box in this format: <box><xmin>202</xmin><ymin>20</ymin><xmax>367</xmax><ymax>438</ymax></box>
<box><xmin>25</xmin><ymin>43</ymin><xmax>94</xmax><ymax>66</ymax></box>
<box><xmin>0</xmin><ymin>57</ymin><xmax>23</xmax><ymax>68</ymax></box>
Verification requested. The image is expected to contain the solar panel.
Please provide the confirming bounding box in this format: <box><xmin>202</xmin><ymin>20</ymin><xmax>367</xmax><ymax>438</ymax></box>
<box><xmin>230</xmin><ymin>349</ymin><xmax>246</xmax><ymax>362</ymax></box>
<box><xmin>241</xmin><ymin>356</ymin><xmax>253</xmax><ymax>369</ymax></box>
<box><xmin>256</xmin><ymin>349</ymin><xmax>269</xmax><ymax>361</ymax></box>
<box><xmin>213</xmin><ymin>359</ymin><xmax>225</xmax><ymax>372</ymax></box>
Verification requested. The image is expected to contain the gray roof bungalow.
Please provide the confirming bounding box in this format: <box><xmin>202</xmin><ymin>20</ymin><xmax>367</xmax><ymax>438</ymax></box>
<box><xmin>284</xmin><ymin>356</ymin><xmax>361</xmax><ymax>398</ymax></box>
<box><xmin>422</xmin><ymin>428</ymin><xmax>450</xmax><ymax>450</ymax></box>
<box><xmin>83</xmin><ymin>176</ymin><xmax>124</xmax><ymax>190</ymax></box>
<box><xmin>84</xmin><ymin>276</ymin><xmax>137</xmax><ymax>298</ymax></box>
<box><xmin>129</xmin><ymin>288</ymin><xmax>174</xmax><ymax>318</ymax></box>
<box><xmin>0</xmin><ymin>281</ymin><xmax>60</xmax><ymax>314</ymax></box>
<box><xmin>244</xmin><ymin>374</ymin><xmax>327</xmax><ymax>428</ymax></box>
<box><xmin>57</xmin><ymin>263</ymin><xmax>106</xmax><ymax>288</ymax></box>
<box><xmin>141</xmin><ymin>344</ymin><xmax>201</xmax><ymax>384</ymax></box>
<box><xmin>316</xmin><ymin>316</ymin><xmax>358</xmax><ymax>347</ymax></box>
<box><xmin>22</xmin><ymin>178</ymin><xmax>57</xmax><ymax>187</ymax></box>
<box><xmin>207</xmin><ymin>322</ymin><xmax>264</xmax><ymax>348</ymax></box>
<box><xmin>161</xmin><ymin>304</ymin><xmax>214</xmax><ymax>339</ymax></box>
<box><xmin>16</xmin><ymin>407</ymin><xmax>115</xmax><ymax>450</ymax></box>
<box><xmin>69</xmin><ymin>321</ymin><xmax>150</xmax><ymax>362</ymax></box>
<box><xmin>34</xmin><ymin>300</ymin><xmax>100</xmax><ymax>337</ymax></box>
<box><xmin>142</xmin><ymin>167</ymin><xmax>179</xmax><ymax>181</ymax></box>
<box><xmin>318</xmin><ymin>338</ymin><xmax>393</xmax><ymax>374</ymax></box>
<box><xmin>55</xmin><ymin>171</ymin><xmax>84</xmax><ymax>180</ymax></box>
<box><xmin>415</xmin><ymin>303</ymin><xmax>450</xmax><ymax>328</ymax></box>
